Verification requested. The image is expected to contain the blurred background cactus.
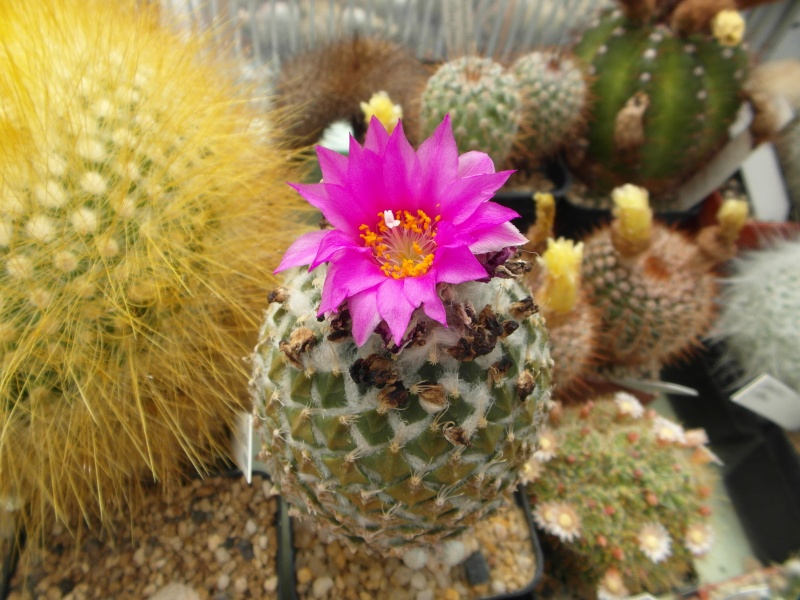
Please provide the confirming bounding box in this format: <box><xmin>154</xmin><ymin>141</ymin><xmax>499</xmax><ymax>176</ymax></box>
<box><xmin>570</xmin><ymin>2</ymin><xmax>752</xmax><ymax>202</ymax></box>
<box><xmin>0</xmin><ymin>0</ymin><xmax>309</xmax><ymax>540</ymax></box>
<box><xmin>421</xmin><ymin>57</ymin><xmax>522</xmax><ymax>166</ymax></box>
<box><xmin>510</xmin><ymin>49</ymin><xmax>591</xmax><ymax>165</ymax></box>
<box><xmin>714</xmin><ymin>237</ymin><xmax>800</xmax><ymax>395</ymax></box>
<box><xmin>580</xmin><ymin>185</ymin><xmax>747</xmax><ymax>371</ymax></box>
<box><xmin>526</xmin><ymin>396</ymin><xmax>717</xmax><ymax>599</ymax></box>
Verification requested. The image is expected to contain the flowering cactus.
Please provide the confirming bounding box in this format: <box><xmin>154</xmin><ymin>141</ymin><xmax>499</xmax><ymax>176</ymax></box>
<box><xmin>526</xmin><ymin>395</ymin><xmax>717</xmax><ymax>599</ymax></box>
<box><xmin>252</xmin><ymin>116</ymin><xmax>552</xmax><ymax>556</ymax></box>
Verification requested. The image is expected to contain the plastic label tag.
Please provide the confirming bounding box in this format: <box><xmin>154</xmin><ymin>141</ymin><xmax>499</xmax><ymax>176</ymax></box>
<box><xmin>231</xmin><ymin>411</ymin><xmax>253</xmax><ymax>483</ymax></box>
<box><xmin>627</xmin><ymin>594</ymin><xmax>658</xmax><ymax>600</ymax></box>
<box><xmin>731</xmin><ymin>374</ymin><xmax>800</xmax><ymax>431</ymax></box>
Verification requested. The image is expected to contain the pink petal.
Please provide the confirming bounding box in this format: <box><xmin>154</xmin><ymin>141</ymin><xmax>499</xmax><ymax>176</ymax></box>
<box><xmin>382</xmin><ymin>123</ymin><xmax>422</xmax><ymax>211</ymax></box>
<box><xmin>363</xmin><ymin>116</ymin><xmax>391</xmax><ymax>154</ymax></box>
<box><xmin>343</xmin><ymin>148</ymin><xmax>388</xmax><ymax>222</ymax></box>
<box><xmin>348</xmin><ymin>289</ymin><xmax>382</xmax><ymax>346</ymax></box>
<box><xmin>431</xmin><ymin>246</ymin><xmax>489</xmax><ymax>284</ymax></box>
<box><xmin>310</xmin><ymin>229</ymin><xmax>365</xmax><ymax>270</ymax></box>
<box><xmin>288</xmin><ymin>182</ymin><xmax>355</xmax><ymax>234</ymax></box>
<box><xmin>377</xmin><ymin>280</ymin><xmax>417</xmax><ymax>346</ymax></box>
<box><xmin>317</xmin><ymin>146</ymin><xmax>348</xmax><ymax>185</ymax></box>
<box><xmin>404</xmin><ymin>274</ymin><xmax>446</xmax><ymax>327</ymax></box>
<box><xmin>417</xmin><ymin>115</ymin><xmax>458</xmax><ymax>203</ymax></box>
<box><xmin>466</xmin><ymin>222</ymin><xmax>528</xmax><ymax>254</ymax></box>
<box><xmin>275</xmin><ymin>230</ymin><xmax>329</xmax><ymax>272</ymax></box>
<box><xmin>458</xmin><ymin>201</ymin><xmax>521</xmax><ymax>232</ymax></box>
<box><xmin>438</xmin><ymin>170</ymin><xmax>513</xmax><ymax>225</ymax></box>
<box><xmin>458</xmin><ymin>151</ymin><xmax>496</xmax><ymax>178</ymax></box>
<box><xmin>318</xmin><ymin>252</ymin><xmax>387</xmax><ymax>314</ymax></box>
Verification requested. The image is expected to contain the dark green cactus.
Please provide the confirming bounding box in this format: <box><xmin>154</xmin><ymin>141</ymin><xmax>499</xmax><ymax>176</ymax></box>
<box><xmin>571</xmin><ymin>9</ymin><xmax>749</xmax><ymax>198</ymax></box>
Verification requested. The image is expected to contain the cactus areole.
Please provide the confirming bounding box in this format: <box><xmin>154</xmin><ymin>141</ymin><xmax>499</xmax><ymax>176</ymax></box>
<box><xmin>572</xmin><ymin>9</ymin><xmax>749</xmax><ymax>198</ymax></box>
<box><xmin>251</xmin><ymin>117</ymin><xmax>552</xmax><ymax>554</ymax></box>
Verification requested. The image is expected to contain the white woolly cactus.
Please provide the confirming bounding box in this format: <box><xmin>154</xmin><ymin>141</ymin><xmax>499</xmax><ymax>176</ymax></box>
<box><xmin>714</xmin><ymin>238</ymin><xmax>800</xmax><ymax>394</ymax></box>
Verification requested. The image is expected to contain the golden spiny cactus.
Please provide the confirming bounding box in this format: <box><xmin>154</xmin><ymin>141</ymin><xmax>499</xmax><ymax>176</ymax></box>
<box><xmin>0</xmin><ymin>0</ymin><xmax>310</xmax><ymax>540</ymax></box>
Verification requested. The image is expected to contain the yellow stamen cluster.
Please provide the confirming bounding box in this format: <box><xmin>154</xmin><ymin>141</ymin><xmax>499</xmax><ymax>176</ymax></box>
<box><xmin>360</xmin><ymin>209</ymin><xmax>440</xmax><ymax>279</ymax></box>
<box><xmin>712</xmin><ymin>10</ymin><xmax>746</xmax><ymax>47</ymax></box>
<box><xmin>537</xmin><ymin>237</ymin><xmax>584</xmax><ymax>314</ymax></box>
<box><xmin>360</xmin><ymin>91</ymin><xmax>403</xmax><ymax>134</ymax></box>
<box><xmin>716</xmin><ymin>198</ymin><xmax>749</xmax><ymax>245</ymax></box>
<box><xmin>612</xmin><ymin>184</ymin><xmax>652</xmax><ymax>246</ymax></box>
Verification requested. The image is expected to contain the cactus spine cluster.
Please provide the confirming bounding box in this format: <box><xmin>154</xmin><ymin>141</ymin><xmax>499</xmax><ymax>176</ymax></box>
<box><xmin>715</xmin><ymin>238</ymin><xmax>800</xmax><ymax>394</ymax></box>
<box><xmin>421</xmin><ymin>57</ymin><xmax>522</xmax><ymax>167</ymax></box>
<box><xmin>252</xmin><ymin>266</ymin><xmax>552</xmax><ymax>554</ymax></box>
<box><xmin>580</xmin><ymin>185</ymin><xmax>743</xmax><ymax>368</ymax></box>
<box><xmin>572</xmin><ymin>6</ymin><xmax>749</xmax><ymax>198</ymax></box>
<box><xmin>511</xmin><ymin>50</ymin><xmax>590</xmax><ymax>163</ymax></box>
<box><xmin>0</xmin><ymin>0</ymin><xmax>308</xmax><ymax>537</ymax></box>
<box><xmin>526</xmin><ymin>396</ymin><xmax>717</xmax><ymax>599</ymax></box>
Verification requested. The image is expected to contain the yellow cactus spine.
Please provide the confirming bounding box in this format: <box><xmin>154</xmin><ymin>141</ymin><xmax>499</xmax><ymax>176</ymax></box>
<box><xmin>0</xmin><ymin>0</ymin><xmax>310</xmax><ymax>541</ymax></box>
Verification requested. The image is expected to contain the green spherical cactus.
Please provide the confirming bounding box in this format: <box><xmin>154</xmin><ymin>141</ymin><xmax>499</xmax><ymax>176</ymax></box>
<box><xmin>511</xmin><ymin>50</ymin><xmax>590</xmax><ymax>162</ymax></box>
<box><xmin>0</xmin><ymin>0</ymin><xmax>309</xmax><ymax>537</ymax></box>
<box><xmin>252</xmin><ymin>266</ymin><xmax>552</xmax><ymax>554</ymax></box>
<box><xmin>580</xmin><ymin>186</ymin><xmax>720</xmax><ymax>367</ymax></box>
<box><xmin>421</xmin><ymin>57</ymin><xmax>521</xmax><ymax>167</ymax></box>
<box><xmin>715</xmin><ymin>238</ymin><xmax>800</xmax><ymax>394</ymax></box>
<box><xmin>526</xmin><ymin>395</ymin><xmax>716</xmax><ymax>599</ymax></box>
<box><xmin>572</xmin><ymin>8</ymin><xmax>750</xmax><ymax>198</ymax></box>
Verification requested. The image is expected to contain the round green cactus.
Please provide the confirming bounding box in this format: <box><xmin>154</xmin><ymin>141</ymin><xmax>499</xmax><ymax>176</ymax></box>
<box><xmin>511</xmin><ymin>50</ymin><xmax>590</xmax><ymax>162</ymax></box>
<box><xmin>251</xmin><ymin>266</ymin><xmax>552</xmax><ymax>554</ymax></box>
<box><xmin>571</xmin><ymin>9</ymin><xmax>749</xmax><ymax>198</ymax></box>
<box><xmin>526</xmin><ymin>396</ymin><xmax>717</xmax><ymax>599</ymax></box>
<box><xmin>421</xmin><ymin>57</ymin><xmax>521</xmax><ymax>167</ymax></box>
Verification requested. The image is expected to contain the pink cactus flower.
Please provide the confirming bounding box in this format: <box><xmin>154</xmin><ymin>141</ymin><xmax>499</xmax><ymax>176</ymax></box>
<box><xmin>276</xmin><ymin>116</ymin><xmax>526</xmax><ymax>346</ymax></box>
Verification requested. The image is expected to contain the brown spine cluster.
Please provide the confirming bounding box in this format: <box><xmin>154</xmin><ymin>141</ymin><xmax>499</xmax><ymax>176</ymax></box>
<box><xmin>275</xmin><ymin>38</ymin><xmax>431</xmax><ymax>148</ymax></box>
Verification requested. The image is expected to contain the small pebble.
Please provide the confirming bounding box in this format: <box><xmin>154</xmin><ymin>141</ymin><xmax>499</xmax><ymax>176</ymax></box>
<box><xmin>216</xmin><ymin>574</ymin><xmax>230</xmax><ymax>591</ymax></box>
<box><xmin>233</xmin><ymin>577</ymin><xmax>248</xmax><ymax>594</ymax></box>
<box><xmin>402</xmin><ymin>548</ymin><xmax>429</xmax><ymax>571</ymax></box>
<box><xmin>312</xmin><ymin>576</ymin><xmax>335</xmax><ymax>598</ymax></box>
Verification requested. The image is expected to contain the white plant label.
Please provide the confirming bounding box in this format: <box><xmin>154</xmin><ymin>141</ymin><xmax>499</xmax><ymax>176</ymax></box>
<box><xmin>731</xmin><ymin>373</ymin><xmax>800</xmax><ymax>431</ymax></box>
<box><xmin>231</xmin><ymin>411</ymin><xmax>254</xmax><ymax>483</ymax></box>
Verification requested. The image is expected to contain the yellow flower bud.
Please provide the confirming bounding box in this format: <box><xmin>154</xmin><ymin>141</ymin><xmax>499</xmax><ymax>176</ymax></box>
<box><xmin>537</xmin><ymin>237</ymin><xmax>583</xmax><ymax>314</ymax></box>
<box><xmin>360</xmin><ymin>91</ymin><xmax>403</xmax><ymax>134</ymax></box>
<box><xmin>612</xmin><ymin>184</ymin><xmax>652</xmax><ymax>247</ymax></box>
<box><xmin>712</xmin><ymin>10</ymin><xmax>745</xmax><ymax>47</ymax></box>
<box><xmin>717</xmin><ymin>198</ymin><xmax>748</xmax><ymax>244</ymax></box>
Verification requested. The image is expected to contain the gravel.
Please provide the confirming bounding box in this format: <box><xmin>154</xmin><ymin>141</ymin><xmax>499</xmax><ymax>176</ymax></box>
<box><xmin>291</xmin><ymin>497</ymin><xmax>537</xmax><ymax>600</ymax></box>
<box><xmin>8</xmin><ymin>473</ymin><xmax>278</xmax><ymax>600</ymax></box>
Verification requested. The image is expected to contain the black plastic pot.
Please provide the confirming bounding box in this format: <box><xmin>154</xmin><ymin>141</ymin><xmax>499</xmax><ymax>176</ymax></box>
<box><xmin>663</xmin><ymin>342</ymin><xmax>768</xmax><ymax>446</ymax></box>
<box><xmin>724</xmin><ymin>427</ymin><xmax>800</xmax><ymax>564</ymax></box>
<box><xmin>493</xmin><ymin>158</ymin><xmax>571</xmax><ymax>235</ymax></box>
<box><xmin>663</xmin><ymin>342</ymin><xmax>800</xmax><ymax>564</ymax></box>
<box><xmin>279</xmin><ymin>489</ymin><xmax>543</xmax><ymax>600</ymax></box>
<box><xmin>554</xmin><ymin>192</ymin><xmax>709</xmax><ymax>240</ymax></box>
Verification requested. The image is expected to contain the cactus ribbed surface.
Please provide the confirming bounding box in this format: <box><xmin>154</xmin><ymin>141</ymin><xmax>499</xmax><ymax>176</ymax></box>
<box><xmin>421</xmin><ymin>57</ymin><xmax>521</xmax><ymax>167</ymax></box>
<box><xmin>511</xmin><ymin>50</ymin><xmax>589</xmax><ymax>161</ymax></box>
<box><xmin>252</xmin><ymin>266</ymin><xmax>552</xmax><ymax>553</ymax></box>
<box><xmin>572</xmin><ymin>9</ymin><xmax>749</xmax><ymax>197</ymax></box>
<box><xmin>581</xmin><ymin>225</ymin><xmax>717</xmax><ymax>365</ymax></box>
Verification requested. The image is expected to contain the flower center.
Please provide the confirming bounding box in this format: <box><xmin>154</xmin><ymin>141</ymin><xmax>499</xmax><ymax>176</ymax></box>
<box><xmin>557</xmin><ymin>512</ymin><xmax>574</xmax><ymax>528</ymax></box>
<box><xmin>359</xmin><ymin>209</ymin><xmax>440</xmax><ymax>279</ymax></box>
